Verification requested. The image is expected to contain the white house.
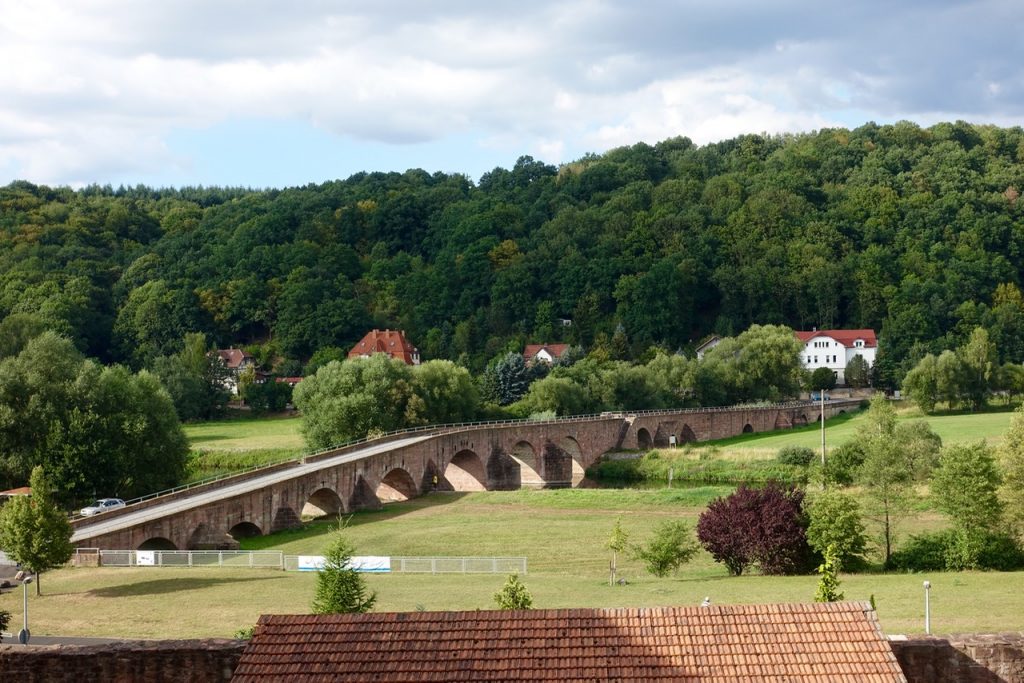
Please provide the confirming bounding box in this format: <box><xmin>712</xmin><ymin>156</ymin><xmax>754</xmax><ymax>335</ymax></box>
<box><xmin>523</xmin><ymin>343</ymin><xmax>569</xmax><ymax>365</ymax></box>
<box><xmin>794</xmin><ymin>329</ymin><xmax>877</xmax><ymax>385</ymax></box>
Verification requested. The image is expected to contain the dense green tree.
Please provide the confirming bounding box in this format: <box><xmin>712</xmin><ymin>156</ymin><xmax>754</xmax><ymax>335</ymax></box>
<box><xmin>410</xmin><ymin>360</ymin><xmax>480</xmax><ymax>425</ymax></box>
<box><xmin>809</xmin><ymin>367</ymin><xmax>837</xmax><ymax>392</ymax></box>
<box><xmin>480</xmin><ymin>352</ymin><xmax>530</xmax><ymax>406</ymax></box>
<box><xmin>805</xmin><ymin>490</ymin><xmax>868</xmax><ymax>570</ymax></box>
<box><xmin>845</xmin><ymin>354</ymin><xmax>871</xmax><ymax>388</ymax></box>
<box><xmin>153</xmin><ymin>333</ymin><xmax>230</xmax><ymax>421</ymax></box>
<box><xmin>0</xmin><ymin>313</ymin><xmax>48</xmax><ymax>359</ymax></box>
<box><xmin>1000</xmin><ymin>406</ymin><xmax>1024</xmax><ymax>539</ymax></box>
<box><xmin>311</xmin><ymin>530</ymin><xmax>377</xmax><ymax>614</ymax></box>
<box><xmin>0</xmin><ymin>333</ymin><xmax>188</xmax><ymax>502</ymax></box>
<box><xmin>513</xmin><ymin>375</ymin><xmax>589</xmax><ymax>417</ymax></box>
<box><xmin>957</xmin><ymin>327</ymin><xmax>998</xmax><ymax>410</ymax></box>
<box><xmin>0</xmin><ymin>467</ymin><xmax>73</xmax><ymax>595</ymax></box>
<box><xmin>293</xmin><ymin>355</ymin><xmax>418</xmax><ymax>449</ymax></box>
<box><xmin>4</xmin><ymin>123</ymin><xmax>1024</xmax><ymax>380</ymax></box>
<box><xmin>932</xmin><ymin>443</ymin><xmax>1003</xmax><ymax>544</ymax></box>
<box><xmin>242</xmin><ymin>379</ymin><xmax>293</xmax><ymax>415</ymax></box>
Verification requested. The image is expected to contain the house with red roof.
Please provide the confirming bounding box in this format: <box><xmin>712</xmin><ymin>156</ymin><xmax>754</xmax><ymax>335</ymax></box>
<box><xmin>232</xmin><ymin>602</ymin><xmax>906</xmax><ymax>682</ymax></box>
<box><xmin>795</xmin><ymin>328</ymin><xmax>877</xmax><ymax>385</ymax></box>
<box><xmin>215</xmin><ymin>348</ymin><xmax>257</xmax><ymax>395</ymax></box>
<box><xmin>348</xmin><ymin>329</ymin><xmax>420</xmax><ymax>365</ymax></box>
<box><xmin>523</xmin><ymin>343</ymin><xmax>569</xmax><ymax>365</ymax></box>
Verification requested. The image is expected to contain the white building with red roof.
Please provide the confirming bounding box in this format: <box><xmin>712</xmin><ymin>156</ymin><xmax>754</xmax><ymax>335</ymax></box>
<box><xmin>794</xmin><ymin>328</ymin><xmax>877</xmax><ymax>384</ymax></box>
<box><xmin>523</xmin><ymin>343</ymin><xmax>569</xmax><ymax>365</ymax></box>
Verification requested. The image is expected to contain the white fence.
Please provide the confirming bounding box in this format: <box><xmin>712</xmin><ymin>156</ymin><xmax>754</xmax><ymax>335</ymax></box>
<box><xmin>283</xmin><ymin>555</ymin><xmax>527</xmax><ymax>574</ymax></box>
<box><xmin>72</xmin><ymin>549</ymin><xmax>526</xmax><ymax>574</ymax></box>
<box><xmin>81</xmin><ymin>549</ymin><xmax>285</xmax><ymax>569</ymax></box>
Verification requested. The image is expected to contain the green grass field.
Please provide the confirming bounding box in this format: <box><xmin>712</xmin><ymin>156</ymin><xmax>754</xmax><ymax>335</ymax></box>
<box><xmin>5</xmin><ymin>489</ymin><xmax>1020</xmax><ymax>639</ymax></box>
<box><xmin>12</xmin><ymin>405</ymin><xmax>1013</xmax><ymax>641</ymax></box>
<box><xmin>182</xmin><ymin>414</ymin><xmax>305</xmax><ymax>481</ymax></box>
<box><xmin>676</xmin><ymin>402</ymin><xmax>1017</xmax><ymax>461</ymax></box>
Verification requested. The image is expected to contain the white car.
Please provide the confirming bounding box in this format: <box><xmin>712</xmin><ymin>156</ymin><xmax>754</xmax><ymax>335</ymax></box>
<box><xmin>80</xmin><ymin>498</ymin><xmax>126</xmax><ymax>516</ymax></box>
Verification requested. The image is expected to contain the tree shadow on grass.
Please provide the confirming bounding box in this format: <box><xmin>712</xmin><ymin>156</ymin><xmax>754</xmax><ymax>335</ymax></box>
<box><xmin>86</xmin><ymin>573</ymin><xmax>290</xmax><ymax>598</ymax></box>
<box><xmin>242</xmin><ymin>492</ymin><xmax>472</xmax><ymax>550</ymax></box>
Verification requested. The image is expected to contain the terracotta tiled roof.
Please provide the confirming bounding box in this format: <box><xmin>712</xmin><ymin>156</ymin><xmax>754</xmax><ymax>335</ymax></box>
<box><xmin>233</xmin><ymin>602</ymin><xmax>905</xmax><ymax>682</ymax></box>
<box><xmin>348</xmin><ymin>329</ymin><xmax>420</xmax><ymax>365</ymax></box>
<box><xmin>0</xmin><ymin>486</ymin><xmax>31</xmax><ymax>496</ymax></box>
<box><xmin>523</xmin><ymin>343</ymin><xmax>570</xmax><ymax>361</ymax></box>
<box><xmin>795</xmin><ymin>329</ymin><xmax>878</xmax><ymax>348</ymax></box>
<box><xmin>216</xmin><ymin>348</ymin><xmax>254</xmax><ymax>370</ymax></box>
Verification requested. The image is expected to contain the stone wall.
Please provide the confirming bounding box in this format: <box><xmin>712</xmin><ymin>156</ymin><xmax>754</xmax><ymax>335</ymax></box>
<box><xmin>892</xmin><ymin>634</ymin><xmax>1024</xmax><ymax>682</ymax></box>
<box><xmin>0</xmin><ymin>639</ymin><xmax>244</xmax><ymax>682</ymax></box>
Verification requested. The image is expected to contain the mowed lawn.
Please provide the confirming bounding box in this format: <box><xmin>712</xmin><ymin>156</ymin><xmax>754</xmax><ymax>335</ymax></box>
<box><xmin>6</xmin><ymin>489</ymin><xmax>1022</xmax><ymax>639</ymax></box>
<box><xmin>184</xmin><ymin>414</ymin><xmax>305</xmax><ymax>453</ymax></box>
<box><xmin>684</xmin><ymin>402</ymin><xmax>1017</xmax><ymax>460</ymax></box>
<box><xmin>11</xmin><ymin>405</ymin><xmax>1016</xmax><ymax>640</ymax></box>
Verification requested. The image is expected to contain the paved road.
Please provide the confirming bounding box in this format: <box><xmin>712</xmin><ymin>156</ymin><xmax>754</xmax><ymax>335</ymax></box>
<box><xmin>71</xmin><ymin>433</ymin><xmax>436</xmax><ymax>543</ymax></box>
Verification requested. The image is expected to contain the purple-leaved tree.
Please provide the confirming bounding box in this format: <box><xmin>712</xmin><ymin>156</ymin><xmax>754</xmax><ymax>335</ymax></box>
<box><xmin>696</xmin><ymin>483</ymin><xmax>811</xmax><ymax>576</ymax></box>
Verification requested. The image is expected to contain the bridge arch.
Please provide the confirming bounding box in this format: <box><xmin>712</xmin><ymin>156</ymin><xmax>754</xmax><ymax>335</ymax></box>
<box><xmin>377</xmin><ymin>468</ymin><xmax>418</xmax><ymax>503</ymax></box>
<box><xmin>139</xmin><ymin>537</ymin><xmax>176</xmax><ymax>551</ymax></box>
<box><xmin>350</xmin><ymin>475</ymin><xmax>381</xmax><ymax>511</ymax></box>
<box><xmin>228</xmin><ymin>521</ymin><xmax>262</xmax><ymax>540</ymax></box>
<box><xmin>742</xmin><ymin>424</ymin><xmax>754</xmax><ymax>434</ymax></box>
<box><xmin>679</xmin><ymin>425</ymin><xmax>696</xmax><ymax>444</ymax></box>
<box><xmin>445</xmin><ymin>449</ymin><xmax>487</xmax><ymax>491</ymax></box>
<box><xmin>302</xmin><ymin>487</ymin><xmax>344</xmax><ymax>519</ymax></box>
<box><xmin>636</xmin><ymin>428</ymin><xmax>653</xmax><ymax>450</ymax></box>
<box><xmin>559</xmin><ymin>436</ymin><xmax>586</xmax><ymax>486</ymax></box>
<box><xmin>510</xmin><ymin>440</ymin><xmax>543</xmax><ymax>488</ymax></box>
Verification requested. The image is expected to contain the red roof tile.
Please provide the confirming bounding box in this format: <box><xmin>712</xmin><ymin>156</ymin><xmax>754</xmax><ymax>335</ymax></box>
<box><xmin>217</xmin><ymin>348</ymin><xmax>254</xmax><ymax>370</ymax></box>
<box><xmin>233</xmin><ymin>602</ymin><xmax>905</xmax><ymax>682</ymax></box>
<box><xmin>523</xmin><ymin>344</ymin><xmax>570</xmax><ymax>362</ymax></box>
<box><xmin>348</xmin><ymin>329</ymin><xmax>420</xmax><ymax>365</ymax></box>
<box><xmin>794</xmin><ymin>329</ymin><xmax>877</xmax><ymax>348</ymax></box>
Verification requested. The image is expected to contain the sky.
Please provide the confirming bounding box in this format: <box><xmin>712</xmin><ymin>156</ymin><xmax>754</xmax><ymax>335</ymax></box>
<box><xmin>1</xmin><ymin>1</ymin><xmax>1022</xmax><ymax>189</ymax></box>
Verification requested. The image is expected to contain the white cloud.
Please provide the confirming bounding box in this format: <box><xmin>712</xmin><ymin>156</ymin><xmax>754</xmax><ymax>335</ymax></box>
<box><xmin>0</xmin><ymin>1</ymin><xmax>1022</xmax><ymax>185</ymax></box>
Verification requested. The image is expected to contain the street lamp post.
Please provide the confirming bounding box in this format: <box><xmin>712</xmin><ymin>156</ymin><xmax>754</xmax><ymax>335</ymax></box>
<box><xmin>18</xmin><ymin>575</ymin><xmax>32</xmax><ymax>645</ymax></box>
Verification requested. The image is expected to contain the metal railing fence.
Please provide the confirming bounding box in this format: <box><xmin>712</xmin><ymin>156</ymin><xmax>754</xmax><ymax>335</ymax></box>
<box><xmin>282</xmin><ymin>555</ymin><xmax>527</xmax><ymax>574</ymax></box>
<box><xmin>78</xmin><ymin>548</ymin><xmax>285</xmax><ymax>569</ymax></box>
<box><xmin>71</xmin><ymin>548</ymin><xmax>527</xmax><ymax>574</ymax></box>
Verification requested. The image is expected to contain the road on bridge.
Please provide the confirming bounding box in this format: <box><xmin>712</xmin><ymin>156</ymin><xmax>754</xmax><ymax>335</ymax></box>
<box><xmin>71</xmin><ymin>434</ymin><xmax>436</xmax><ymax>544</ymax></box>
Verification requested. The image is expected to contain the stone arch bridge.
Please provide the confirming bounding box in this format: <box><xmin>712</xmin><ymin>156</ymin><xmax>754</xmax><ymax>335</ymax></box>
<box><xmin>70</xmin><ymin>399</ymin><xmax>859</xmax><ymax>551</ymax></box>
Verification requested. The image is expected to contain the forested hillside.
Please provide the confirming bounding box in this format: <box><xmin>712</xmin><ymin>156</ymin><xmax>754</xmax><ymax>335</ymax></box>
<box><xmin>3</xmin><ymin>120</ymin><xmax>1024</xmax><ymax>385</ymax></box>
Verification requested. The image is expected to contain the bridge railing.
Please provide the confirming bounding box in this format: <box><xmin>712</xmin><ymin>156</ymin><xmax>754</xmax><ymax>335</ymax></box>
<box><xmin>88</xmin><ymin>399</ymin><xmax>854</xmax><ymax>519</ymax></box>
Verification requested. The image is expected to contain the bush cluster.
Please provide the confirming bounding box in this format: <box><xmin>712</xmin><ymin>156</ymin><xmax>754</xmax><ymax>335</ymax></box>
<box><xmin>776</xmin><ymin>446</ymin><xmax>816</xmax><ymax>467</ymax></box>
<box><xmin>588</xmin><ymin>452</ymin><xmax>806</xmax><ymax>487</ymax></box>
<box><xmin>887</xmin><ymin>530</ymin><xmax>1024</xmax><ymax>572</ymax></box>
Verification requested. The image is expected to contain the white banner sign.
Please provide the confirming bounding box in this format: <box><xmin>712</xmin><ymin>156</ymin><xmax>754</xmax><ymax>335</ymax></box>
<box><xmin>351</xmin><ymin>556</ymin><xmax>391</xmax><ymax>573</ymax></box>
<box><xmin>297</xmin><ymin>555</ymin><xmax>326</xmax><ymax>571</ymax></box>
<box><xmin>296</xmin><ymin>555</ymin><xmax>391</xmax><ymax>572</ymax></box>
<box><xmin>135</xmin><ymin>550</ymin><xmax>155</xmax><ymax>566</ymax></box>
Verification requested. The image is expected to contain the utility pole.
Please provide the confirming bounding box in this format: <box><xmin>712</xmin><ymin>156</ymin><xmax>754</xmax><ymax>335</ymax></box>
<box><xmin>820</xmin><ymin>390</ymin><xmax>826</xmax><ymax>467</ymax></box>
